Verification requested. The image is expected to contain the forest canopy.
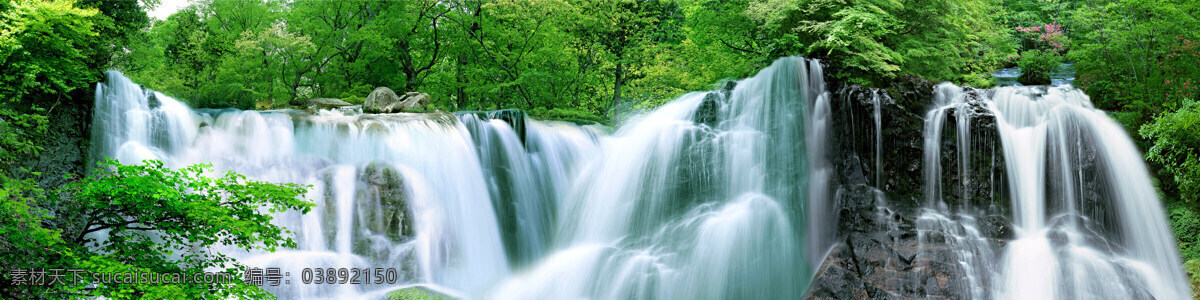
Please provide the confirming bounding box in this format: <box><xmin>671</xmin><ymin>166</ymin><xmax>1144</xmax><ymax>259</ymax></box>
<box><xmin>112</xmin><ymin>0</ymin><xmax>1019</xmax><ymax>117</ymax></box>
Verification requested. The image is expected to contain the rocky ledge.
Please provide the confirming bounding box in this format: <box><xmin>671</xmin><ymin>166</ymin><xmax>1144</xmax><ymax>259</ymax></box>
<box><xmin>807</xmin><ymin>76</ymin><xmax>1014</xmax><ymax>299</ymax></box>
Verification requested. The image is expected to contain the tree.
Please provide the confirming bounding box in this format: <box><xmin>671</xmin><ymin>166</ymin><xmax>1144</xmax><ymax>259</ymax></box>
<box><xmin>574</xmin><ymin>0</ymin><xmax>668</xmax><ymax>109</ymax></box>
<box><xmin>1</xmin><ymin>159</ymin><xmax>312</xmax><ymax>299</ymax></box>
<box><xmin>0</xmin><ymin>0</ymin><xmax>100</xmax><ymax>102</ymax></box>
<box><xmin>1141</xmin><ymin>99</ymin><xmax>1200</xmax><ymax>203</ymax></box>
<box><xmin>1070</xmin><ymin>0</ymin><xmax>1200</xmax><ymax>127</ymax></box>
<box><xmin>745</xmin><ymin>0</ymin><xmax>1014</xmax><ymax>86</ymax></box>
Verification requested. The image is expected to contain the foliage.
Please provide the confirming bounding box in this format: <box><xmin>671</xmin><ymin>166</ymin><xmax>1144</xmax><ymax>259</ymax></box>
<box><xmin>0</xmin><ymin>0</ymin><xmax>99</xmax><ymax>102</ymax></box>
<box><xmin>1186</xmin><ymin>259</ymin><xmax>1200</xmax><ymax>299</ymax></box>
<box><xmin>1169</xmin><ymin>201</ymin><xmax>1200</xmax><ymax>298</ymax></box>
<box><xmin>745</xmin><ymin>0</ymin><xmax>1014</xmax><ymax>86</ymax></box>
<box><xmin>1012</xmin><ymin>23</ymin><xmax>1067</xmax><ymax>85</ymax></box>
<box><xmin>386</xmin><ymin>286</ymin><xmax>455</xmax><ymax>300</ymax></box>
<box><xmin>1001</xmin><ymin>0</ymin><xmax>1075</xmax><ymax>29</ymax></box>
<box><xmin>0</xmin><ymin>107</ymin><xmax>48</xmax><ymax>172</ymax></box>
<box><xmin>1141</xmin><ymin>99</ymin><xmax>1200</xmax><ymax>202</ymax></box>
<box><xmin>0</xmin><ymin>159</ymin><xmax>312</xmax><ymax>299</ymax></box>
<box><xmin>1169</xmin><ymin>200</ymin><xmax>1200</xmax><ymax>260</ymax></box>
<box><xmin>1015</xmin><ymin>49</ymin><xmax>1062</xmax><ymax>85</ymax></box>
<box><xmin>528</xmin><ymin>107</ymin><xmax>608</xmax><ymax>124</ymax></box>
<box><xmin>1069</xmin><ymin>0</ymin><xmax>1200</xmax><ymax>127</ymax></box>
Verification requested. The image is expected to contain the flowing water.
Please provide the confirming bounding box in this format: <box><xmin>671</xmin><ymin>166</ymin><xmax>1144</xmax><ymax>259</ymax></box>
<box><xmin>922</xmin><ymin>84</ymin><xmax>1190</xmax><ymax>299</ymax></box>
<box><xmin>90</xmin><ymin>56</ymin><xmax>1189</xmax><ymax>299</ymax></box>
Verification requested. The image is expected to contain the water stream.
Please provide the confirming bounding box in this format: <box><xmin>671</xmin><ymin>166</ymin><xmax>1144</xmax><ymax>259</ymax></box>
<box><xmin>90</xmin><ymin>57</ymin><xmax>1189</xmax><ymax>299</ymax></box>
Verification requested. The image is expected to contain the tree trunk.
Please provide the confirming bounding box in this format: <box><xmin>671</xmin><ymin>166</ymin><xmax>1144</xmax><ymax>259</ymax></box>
<box><xmin>456</xmin><ymin>54</ymin><xmax>468</xmax><ymax>109</ymax></box>
<box><xmin>612</xmin><ymin>61</ymin><xmax>625</xmax><ymax>112</ymax></box>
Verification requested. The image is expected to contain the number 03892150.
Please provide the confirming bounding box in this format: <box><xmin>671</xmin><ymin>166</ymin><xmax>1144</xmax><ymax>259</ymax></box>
<box><xmin>300</xmin><ymin>268</ymin><xmax>398</xmax><ymax>285</ymax></box>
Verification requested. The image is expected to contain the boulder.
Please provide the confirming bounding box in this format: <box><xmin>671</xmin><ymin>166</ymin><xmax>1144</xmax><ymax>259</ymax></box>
<box><xmin>364</xmin><ymin>86</ymin><xmax>432</xmax><ymax>113</ymax></box>
<box><xmin>356</xmin><ymin>161</ymin><xmax>414</xmax><ymax>243</ymax></box>
<box><xmin>364</xmin><ymin>87</ymin><xmax>401</xmax><ymax>113</ymax></box>
<box><xmin>290</xmin><ymin>97</ymin><xmax>352</xmax><ymax>108</ymax></box>
<box><xmin>693</xmin><ymin>92</ymin><xmax>721</xmax><ymax>127</ymax></box>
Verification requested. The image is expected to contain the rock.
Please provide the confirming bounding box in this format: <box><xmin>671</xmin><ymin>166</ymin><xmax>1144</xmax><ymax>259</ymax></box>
<box><xmin>364</xmin><ymin>87</ymin><xmax>401</xmax><ymax>113</ymax></box>
<box><xmin>364</xmin><ymin>86</ymin><xmax>433</xmax><ymax>113</ymax></box>
<box><xmin>403</xmin><ymin>92</ymin><xmax>432</xmax><ymax>108</ymax></box>
<box><xmin>693</xmin><ymin>92</ymin><xmax>721</xmax><ymax>127</ymax></box>
<box><xmin>386</xmin><ymin>285</ymin><xmax>457</xmax><ymax>300</ymax></box>
<box><xmin>811</xmin><ymin>76</ymin><xmax>1018</xmax><ymax>299</ymax></box>
<box><xmin>357</xmin><ymin>161</ymin><xmax>414</xmax><ymax>243</ymax></box>
<box><xmin>887</xmin><ymin>74</ymin><xmax>934</xmax><ymax>116</ymax></box>
<box><xmin>290</xmin><ymin>97</ymin><xmax>352</xmax><ymax>108</ymax></box>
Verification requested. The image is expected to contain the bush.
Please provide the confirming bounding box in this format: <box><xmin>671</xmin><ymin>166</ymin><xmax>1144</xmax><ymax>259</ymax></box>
<box><xmin>527</xmin><ymin>107</ymin><xmax>608</xmax><ymax>124</ymax></box>
<box><xmin>1169</xmin><ymin>203</ymin><xmax>1200</xmax><ymax>261</ymax></box>
<box><xmin>1186</xmin><ymin>259</ymin><xmax>1200</xmax><ymax>299</ymax></box>
<box><xmin>1014</xmin><ymin>23</ymin><xmax>1066</xmax><ymax>86</ymax></box>
<box><xmin>1016</xmin><ymin>49</ymin><xmax>1062</xmax><ymax>85</ymax></box>
<box><xmin>1140</xmin><ymin>99</ymin><xmax>1200</xmax><ymax>202</ymax></box>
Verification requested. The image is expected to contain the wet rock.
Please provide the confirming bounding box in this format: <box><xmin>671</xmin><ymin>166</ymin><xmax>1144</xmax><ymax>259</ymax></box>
<box><xmin>812</xmin><ymin>76</ymin><xmax>1015</xmax><ymax>300</ymax></box>
<box><xmin>887</xmin><ymin>74</ymin><xmax>935</xmax><ymax>116</ymax></box>
<box><xmin>693</xmin><ymin>92</ymin><xmax>721</xmax><ymax>127</ymax></box>
<box><xmin>828</xmin><ymin>81</ymin><xmax>928</xmax><ymax>205</ymax></box>
<box><xmin>364</xmin><ymin>87</ymin><xmax>400</xmax><ymax>113</ymax></box>
<box><xmin>835</xmin><ymin>184</ymin><xmax>882</xmax><ymax>235</ymax></box>
<box><xmin>365</xmin><ymin>87</ymin><xmax>433</xmax><ymax>113</ymax></box>
<box><xmin>979</xmin><ymin>214</ymin><xmax>1014</xmax><ymax>241</ymax></box>
<box><xmin>291</xmin><ymin>97</ymin><xmax>353</xmax><ymax>108</ymax></box>
<box><xmin>357</xmin><ymin>161</ymin><xmax>414</xmax><ymax>242</ymax></box>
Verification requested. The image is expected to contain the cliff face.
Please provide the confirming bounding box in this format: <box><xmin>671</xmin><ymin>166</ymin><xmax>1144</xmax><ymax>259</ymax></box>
<box><xmin>12</xmin><ymin>91</ymin><xmax>93</xmax><ymax>190</ymax></box>
<box><xmin>807</xmin><ymin>76</ymin><xmax>1014</xmax><ymax>299</ymax></box>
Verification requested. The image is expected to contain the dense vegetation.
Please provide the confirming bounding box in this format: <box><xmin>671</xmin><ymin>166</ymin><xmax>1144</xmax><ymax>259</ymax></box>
<box><xmin>2</xmin><ymin>0</ymin><xmax>1200</xmax><ymax>298</ymax></box>
<box><xmin>112</xmin><ymin>0</ymin><xmax>1022</xmax><ymax>118</ymax></box>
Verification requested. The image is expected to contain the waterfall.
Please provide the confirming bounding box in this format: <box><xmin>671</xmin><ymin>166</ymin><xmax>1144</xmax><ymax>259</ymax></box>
<box><xmin>491</xmin><ymin>57</ymin><xmax>818</xmax><ymax>299</ymax></box>
<box><xmin>922</xmin><ymin>84</ymin><xmax>1190</xmax><ymax>299</ymax></box>
<box><xmin>89</xmin><ymin>57</ymin><xmax>1188</xmax><ymax>300</ymax></box>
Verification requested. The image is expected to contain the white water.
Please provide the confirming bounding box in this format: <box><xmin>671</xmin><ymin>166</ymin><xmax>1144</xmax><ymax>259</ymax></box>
<box><xmin>923</xmin><ymin>84</ymin><xmax>1190</xmax><ymax>299</ymax></box>
<box><xmin>91</xmin><ymin>57</ymin><xmax>1189</xmax><ymax>300</ymax></box>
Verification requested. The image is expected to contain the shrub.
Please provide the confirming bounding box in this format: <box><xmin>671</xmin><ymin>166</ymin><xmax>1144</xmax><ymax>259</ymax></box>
<box><xmin>1140</xmin><ymin>99</ymin><xmax>1200</xmax><ymax>202</ymax></box>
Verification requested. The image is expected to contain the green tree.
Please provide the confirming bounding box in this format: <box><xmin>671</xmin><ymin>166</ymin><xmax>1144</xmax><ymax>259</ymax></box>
<box><xmin>1141</xmin><ymin>99</ymin><xmax>1200</xmax><ymax>203</ymax></box>
<box><xmin>1</xmin><ymin>159</ymin><xmax>312</xmax><ymax>299</ymax></box>
<box><xmin>1070</xmin><ymin>0</ymin><xmax>1200</xmax><ymax>125</ymax></box>
<box><xmin>746</xmin><ymin>0</ymin><xmax>1014</xmax><ymax>86</ymax></box>
<box><xmin>0</xmin><ymin>0</ymin><xmax>100</xmax><ymax>102</ymax></box>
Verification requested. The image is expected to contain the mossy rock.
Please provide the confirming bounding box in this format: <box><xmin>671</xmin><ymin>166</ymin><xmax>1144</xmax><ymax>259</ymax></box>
<box><xmin>386</xmin><ymin>286</ymin><xmax>456</xmax><ymax>300</ymax></box>
<box><xmin>357</xmin><ymin>161</ymin><xmax>414</xmax><ymax>242</ymax></box>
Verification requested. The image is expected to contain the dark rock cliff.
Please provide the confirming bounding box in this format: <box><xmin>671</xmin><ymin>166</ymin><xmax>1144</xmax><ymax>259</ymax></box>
<box><xmin>806</xmin><ymin>77</ymin><xmax>1014</xmax><ymax>299</ymax></box>
<box><xmin>14</xmin><ymin>90</ymin><xmax>94</xmax><ymax>190</ymax></box>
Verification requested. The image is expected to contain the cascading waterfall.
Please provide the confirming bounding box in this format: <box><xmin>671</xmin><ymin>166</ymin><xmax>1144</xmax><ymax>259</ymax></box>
<box><xmin>921</xmin><ymin>84</ymin><xmax>1191</xmax><ymax>299</ymax></box>
<box><xmin>491</xmin><ymin>57</ymin><xmax>818</xmax><ymax>299</ymax></box>
<box><xmin>90</xmin><ymin>57</ymin><xmax>820</xmax><ymax>299</ymax></box>
<box><xmin>89</xmin><ymin>56</ymin><xmax>1189</xmax><ymax>300</ymax></box>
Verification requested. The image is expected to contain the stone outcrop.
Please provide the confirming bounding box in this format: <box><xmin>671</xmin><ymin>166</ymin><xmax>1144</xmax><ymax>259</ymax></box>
<box><xmin>364</xmin><ymin>86</ymin><xmax>432</xmax><ymax>113</ymax></box>
<box><xmin>290</xmin><ymin>97</ymin><xmax>352</xmax><ymax>108</ymax></box>
<box><xmin>692</xmin><ymin>81</ymin><xmax>735</xmax><ymax>127</ymax></box>
<box><xmin>357</xmin><ymin>161</ymin><xmax>414</xmax><ymax>243</ymax></box>
<box><xmin>807</xmin><ymin>76</ymin><xmax>1015</xmax><ymax>299</ymax></box>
